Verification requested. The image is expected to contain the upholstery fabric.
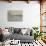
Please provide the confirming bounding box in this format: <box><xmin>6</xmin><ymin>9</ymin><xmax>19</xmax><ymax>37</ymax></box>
<box><xmin>8</xmin><ymin>33</ymin><xmax>34</xmax><ymax>43</ymax></box>
<box><xmin>14</xmin><ymin>28</ymin><xmax>21</xmax><ymax>33</ymax></box>
<box><xmin>21</xmin><ymin>29</ymin><xmax>27</xmax><ymax>35</ymax></box>
<box><xmin>8</xmin><ymin>27</ymin><xmax>14</xmax><ymax>34</ymax></box>
<box><xmin>2</xmin><ymin>27</ymin><xmax>34</xmax><ymax>43</ymax></box>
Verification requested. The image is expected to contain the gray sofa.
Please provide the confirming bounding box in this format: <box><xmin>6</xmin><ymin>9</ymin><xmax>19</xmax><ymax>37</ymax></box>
<box><xmin>3</xmin><ymin>27</ymin><xmax>34</xmax><ymax>43</ymax></box>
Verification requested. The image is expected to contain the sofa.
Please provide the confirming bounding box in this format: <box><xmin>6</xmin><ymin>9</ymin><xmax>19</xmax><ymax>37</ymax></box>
<box><xmin>6</xmin><ymin>27</ymin><xmax>34</xmax><ymax>43</ymax></box>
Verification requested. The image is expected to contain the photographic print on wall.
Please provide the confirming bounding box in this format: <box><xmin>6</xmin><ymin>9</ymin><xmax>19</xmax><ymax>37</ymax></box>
<box><xmin>8</xmin><ymin>10</ymin><xmax>23</xmax><ymax>22</ymax></box>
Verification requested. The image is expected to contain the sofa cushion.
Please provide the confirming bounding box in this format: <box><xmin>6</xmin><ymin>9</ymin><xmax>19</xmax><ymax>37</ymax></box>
<box><xmin>14</xmin><ymin>28</ymin><xmax>21</xmax><ymax>33</ymax></box>
<box><xmin>21</xmin><ymin>28</ymin><xmax>27</xmax><ymax>35</ymax></box>
<box><xmin>8</xmin><ymin>27</ymin><xmax>14</xmax><ymax>34</ymax></box>
<box><xmin>24</xmin><ymin>28</ymin><xmax>30</xmax><ymax>35</ymax></box>
<box><xmin>8</xmin><ymin>33</ymin><xmax>34</xmax><ymax>43</ymax></box>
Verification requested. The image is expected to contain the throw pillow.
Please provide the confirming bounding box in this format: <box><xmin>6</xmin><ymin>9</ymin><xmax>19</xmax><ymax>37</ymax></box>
<box><xmin>14</xmin><ymin>28</ymin><xmax>21</xmax><ymax>33</ymax></box>
<box><xmin>21</xmin><ymin>28</ymin><xmax>27</xmax><ymax>35</ymax></box>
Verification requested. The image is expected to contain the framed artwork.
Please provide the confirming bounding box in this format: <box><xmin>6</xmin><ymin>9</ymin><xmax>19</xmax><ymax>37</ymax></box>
<box><xmin>8</xmin><ymin>10</ymin><xmax>23</xmax><ymax>22</ymax></box>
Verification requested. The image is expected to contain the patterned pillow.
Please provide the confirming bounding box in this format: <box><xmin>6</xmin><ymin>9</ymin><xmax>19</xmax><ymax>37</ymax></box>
<box><xmin>8</xmin><ymin>27</ymin><xmax>14</xmax><ymax>34</ymax></box>
<box><xmin>14</xmin><ymin>28</ymin><xmax>21</xmax><ymax>33</ymax></box>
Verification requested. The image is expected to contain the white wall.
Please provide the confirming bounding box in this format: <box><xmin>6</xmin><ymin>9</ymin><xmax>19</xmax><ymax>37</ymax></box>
<box><xmin>0</xmin><ymin>1</ymin><xmax>40</xmax><ymax>28</ymax></box>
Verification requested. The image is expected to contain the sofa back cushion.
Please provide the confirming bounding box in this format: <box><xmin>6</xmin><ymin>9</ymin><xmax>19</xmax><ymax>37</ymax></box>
<box><xmin>14</xmin><ymin>28</ymin><xmax>21</xmax><ymax>33</ymax></box>
<box><xmin>8</xmin><ymin>27</ymin><xmax>14</xmax><ymax>34</ymax></box>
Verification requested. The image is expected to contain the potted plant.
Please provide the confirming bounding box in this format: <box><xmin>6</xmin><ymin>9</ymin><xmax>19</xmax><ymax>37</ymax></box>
<box><xmin>32</xmin><ymin>27</ymin><xmax>38</xmax><ymax>40</ymax></box>
<box><xmin>32</xmin><ymin>27</ymin><xmax>43</xmax><ymax>40</ymax></box>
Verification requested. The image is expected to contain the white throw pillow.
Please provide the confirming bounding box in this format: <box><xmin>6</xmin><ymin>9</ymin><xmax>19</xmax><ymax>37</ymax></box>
<box><xmin>25</xmin><ymin>28</ymin><xmax>31</xmax><ymax>35</ymax></box>
<box><xmin>2</xmin><ymin>28</ymin><xmax>10</xmax><ymax>36</ymax></box>
<box><xmin>21</xmin><ymin>28</ymin><xmax>27</xmax><ymax>35</ymax></box>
